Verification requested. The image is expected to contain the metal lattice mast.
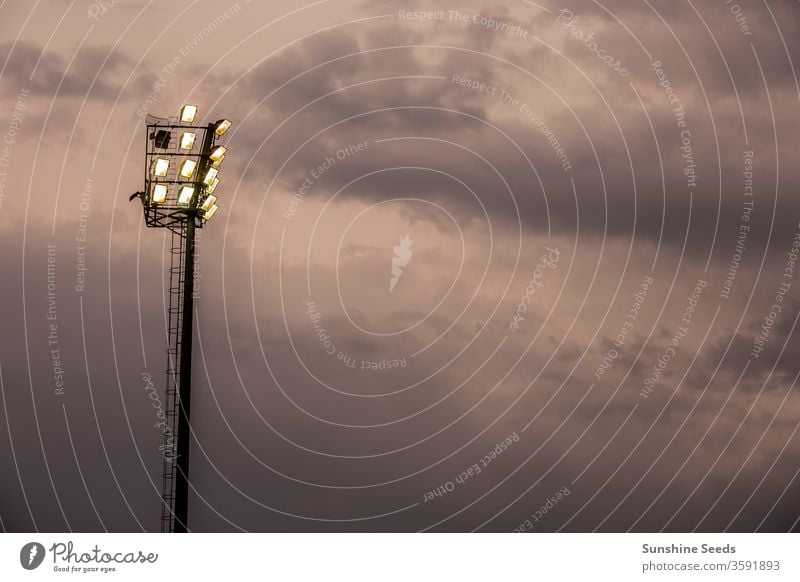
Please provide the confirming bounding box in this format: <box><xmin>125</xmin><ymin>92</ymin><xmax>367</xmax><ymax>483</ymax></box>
<box><xmin>160</xmin><ymin>227</ymin><xmax>185</xmax><ymax>532</ymax></box>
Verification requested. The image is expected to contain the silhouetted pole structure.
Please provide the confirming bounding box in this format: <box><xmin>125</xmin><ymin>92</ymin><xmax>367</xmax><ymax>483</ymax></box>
<box><xmin>131</xmin><ymin>105</ymin><xmax>230</xmax><ymax>532</ymax></box>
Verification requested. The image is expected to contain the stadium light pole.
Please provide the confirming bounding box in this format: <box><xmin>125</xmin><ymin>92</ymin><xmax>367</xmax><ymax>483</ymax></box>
<box><xmin>130</xmin><ymin>105</ymin><xmax>230</xmax><ymax>533</ymax></box>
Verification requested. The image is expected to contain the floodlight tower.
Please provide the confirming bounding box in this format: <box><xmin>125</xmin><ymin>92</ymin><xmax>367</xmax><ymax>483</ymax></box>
<box><xmin>131</xmin><ymin>105</ymin><xmax>231</xmax><ymax>533</ymax></box>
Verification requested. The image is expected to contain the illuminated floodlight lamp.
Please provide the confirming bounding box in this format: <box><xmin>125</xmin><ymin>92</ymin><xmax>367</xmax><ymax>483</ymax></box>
<box><xmin>151</xmin><ymin>184</ymin><xmax>168</xmax><ymax>204</ymax></box>
<box><xmin>180</xmin><ymin>132</ymin><xmax>196</xmax><ymax>150</ymax></box>
<box><xmin>179</xmin><ymin>159</ymin><xmax>197</xmax><ymax>178</ymax></box>
<box><xmin>152</xmin><ymin>130</ymin><xmax>171</xmax><ymax>149</ymax></box>
<box><xmin>204</xmin><ymin>204</ymin><xmax>219</xmax><ymax>221</ymax></box>
<box><xmin>178</xmin><ymin>186</ymin><xmax>195</xmax><ymax>205</ymax></box>
<box><xmin>207</xmin><ymin>178</ymin><xmax>220</xmax><ymax>194</ymax></box>
<box><xmin>209</xmin><ymin>146</ymin><xmax>227</xmax><ymax>162</ymax></box>
<box><xmin>151</xmin><ymin>158</ymin><xmax>170</xmax><ymax>177</ymax></box>
<box><xmin>200</xmin><ymin>194</ymin><xmax>217</xmax><ymax>212</ymax></box>
<box><xmin>214</xmin><ymin>119</ymin><xmax>232</xmax><ymax>136</ymax></box>
<box><xmin>203</xmin><ymin>167</ymin><xmax>219</xmax><ymax>186</ymax></box>
<box><xmin>180</xmin><ymin>104</ymin><xmax>198</xmax><ymax>123</ymax></box>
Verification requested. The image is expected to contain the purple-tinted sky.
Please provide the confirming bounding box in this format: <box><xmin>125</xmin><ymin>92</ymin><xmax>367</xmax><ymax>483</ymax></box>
<box><xmin>1</xmin><ymin>0</ymin><xmax>800</xmax><ymax>532</ymax></box>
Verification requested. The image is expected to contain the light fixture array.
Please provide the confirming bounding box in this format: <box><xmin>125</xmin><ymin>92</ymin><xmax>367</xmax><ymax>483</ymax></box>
<box><xmin>147</xmin><ymin>104</ymin><xmax>232</xmax><ymax>221</ymax></box>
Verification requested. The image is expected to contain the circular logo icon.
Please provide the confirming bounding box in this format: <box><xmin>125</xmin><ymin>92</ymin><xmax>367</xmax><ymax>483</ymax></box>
<box><xmin>20</xmin><ymin>542</ymin><xmax>45</xmax><ymax>570</ymax></box>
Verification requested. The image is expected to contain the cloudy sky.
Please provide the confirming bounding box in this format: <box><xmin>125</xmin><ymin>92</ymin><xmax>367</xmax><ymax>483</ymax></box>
<box><xmin>1</xmin><ymin>0</ymin><xmax>800</xmax><ymax>532</ymax></box>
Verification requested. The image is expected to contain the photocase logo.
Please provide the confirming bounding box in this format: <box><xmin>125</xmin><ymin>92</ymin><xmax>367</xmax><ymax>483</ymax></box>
<box><xmin>390</xmin><ymin>235</ymin><xmax>413</xmax><ymax>293</ymax></box>
<box><xmin>20</xmin><ymin>542</ymin><xmax>45</xmax><ymax>570</ymax></box>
